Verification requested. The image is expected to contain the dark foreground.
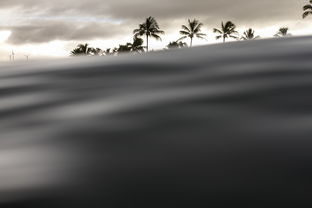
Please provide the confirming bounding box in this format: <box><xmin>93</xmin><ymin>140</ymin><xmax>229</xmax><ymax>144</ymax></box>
<box><xmin>1</xmin><ymin>37</ymin><xmax>312</xmax><ymax>207</ymax></box>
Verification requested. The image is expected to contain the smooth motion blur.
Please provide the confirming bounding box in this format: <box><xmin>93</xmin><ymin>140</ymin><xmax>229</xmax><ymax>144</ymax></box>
<box><xmin>1</xmin><ymin>37</ymin><xmax>312</xmax><ymax>207</ymax></box>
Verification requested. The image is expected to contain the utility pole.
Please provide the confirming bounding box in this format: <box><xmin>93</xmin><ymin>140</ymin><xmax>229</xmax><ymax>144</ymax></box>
<box><xmin>11</xmin><ymin>50</ymin><xmax>15</xmax><ymax>62</ymax></box>
<box><xmin>25</xmin><ymin>55</ymin><xmax>30</xmax><ymax>61</ymax></box>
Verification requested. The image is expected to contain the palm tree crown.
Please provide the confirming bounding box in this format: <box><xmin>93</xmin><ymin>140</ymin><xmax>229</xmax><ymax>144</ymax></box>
<box><xmin>241</xmin><ymin>28</ymin><xmax>260</xmax><ymax>40</ymax></box>
<box><xmin>178</xmin><ymin>19</ymin><xmax>206</xmax><ymax>47</ymax></box>
<box><xmin>213</xmin><ymin>21</ymin><xmax>239</xmax><ymax>43</ymax></box>
<box><xmin>133</xmin><ymin>16</ymin><xmax>164</xmax><ymax>52</ymax></box>
<box><xmin>275</xmin><ymin>27</ymin><xmax>291</xmax><ymax>37</ymax></box>
<box><xmin>303</xmin><ymin>0</ymin><xmax>312</xmax><ymax>18</ymax></box>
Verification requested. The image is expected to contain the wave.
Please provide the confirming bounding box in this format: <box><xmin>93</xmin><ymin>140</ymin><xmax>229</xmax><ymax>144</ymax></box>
<box><xmin>1</xmin><ymin>37</ymin><xmax>312</xmax><ymax>207</ymax></box>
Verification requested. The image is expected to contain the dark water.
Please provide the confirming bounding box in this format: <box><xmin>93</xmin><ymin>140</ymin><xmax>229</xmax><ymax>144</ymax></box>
<box><xmin>1</xmin><ymin>37</ymin><xmax>312</xmax><ymax>207</ymax></box>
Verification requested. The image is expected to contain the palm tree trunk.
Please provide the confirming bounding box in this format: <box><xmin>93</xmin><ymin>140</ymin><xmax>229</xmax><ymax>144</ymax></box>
<box><xmin>190</xmin><ymin>38</ymin><xmax>193</xmax><ymax>47</ymax></box>
<box><xmin>146</xmin><ymin>35</ymin><xmax>149</xmax><ymax>52</ymax></box>
<box><xmin>223</xmin><ymin>36</ymin><xmax>225</xmax><ymax>43</ymax></box>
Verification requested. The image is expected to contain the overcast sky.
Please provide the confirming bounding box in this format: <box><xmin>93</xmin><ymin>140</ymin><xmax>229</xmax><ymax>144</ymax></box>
<box><xmin>0</xmin><ymin>0</ymin><xmax>311</xmax><ymax>61</ymax></box>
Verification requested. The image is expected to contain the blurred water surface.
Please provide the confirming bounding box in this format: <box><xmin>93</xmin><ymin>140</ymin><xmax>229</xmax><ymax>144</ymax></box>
<box><xmin>1</xmin><ymin>37</ymin><xmax>312</xmax><ymax>207</ymax></box>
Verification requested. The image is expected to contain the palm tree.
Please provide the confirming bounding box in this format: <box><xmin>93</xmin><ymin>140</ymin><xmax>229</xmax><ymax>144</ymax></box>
<box><xmin>241</xmin><ymin>28</ymin><xmax>260</xmax><ymax>40</ymax></box>
<box><xmin>167</xmin><ymin>41</ymin><xmax>188</xmax><ymax>49</ymax></box>
<box><xmin>274</xmin><ymin>27</ymin><xmax>291</xmax><ymax>37</ymax></box>
<box><xmin>71</xmin><ymin>43</ymin><xmax>94</xmax><ymax>56</ymax></box>
<box><xmin>133</xmin><ymin>16</ymin><xmax>164</xmax><ymax>52</ymax></box>
<box><xmin>178</xmin><ymin>19</ymin><xmax>206</xmax><ymax>47</ymax></box>
<box><xmin>303</xmin><ymin>0</ymin><xmax>312</xmax><ymax>19</ymax></box>
<box><xmin>213</xmin><ymin>21</ymin><xmax>239</xmax><ymax>43</ymax></box>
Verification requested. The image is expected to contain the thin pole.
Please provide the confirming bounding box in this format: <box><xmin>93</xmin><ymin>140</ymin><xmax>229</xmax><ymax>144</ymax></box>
<box><xmin>11</xmin><ymin>50</ymin><xmax>15</xmax><ymax>62</ymax></box>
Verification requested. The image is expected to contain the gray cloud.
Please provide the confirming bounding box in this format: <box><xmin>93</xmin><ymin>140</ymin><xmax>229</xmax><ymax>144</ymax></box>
<box><xmin>2</xmin><ymin>21</ymin><xmax>128</xmax><ymax>44</ymax></box>
<box><xmin>0</xmin><ymin>0</ymin><xmax>308</xmax><ymax>44</ymax></box>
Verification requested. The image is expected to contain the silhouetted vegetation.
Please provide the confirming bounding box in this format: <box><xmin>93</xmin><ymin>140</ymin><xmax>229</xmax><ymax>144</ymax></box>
<box><xmin>69</xmin><ymin>9</ymin><xmax>311</xmax><ymax>57</ymax></box>
<box><xmin>241</xmin><ymin>28</ymin><xmax>260</xmax><ymax>40</ymax></box>
<box><xmin>71</xmin><ymin>44</ymin><xmax>107</xmax><ymax>56</ymax></box>
<box><xmin>133</xmin><ymin>16</ymin><xmax>164</xmax><ymax>52</ymax></box>
<box><xmin>178</xmin><ymin>19</ymin><xmax>206</xmax><ymax>47</ymax></box>
<box><xmin>275</xmin><ymin>27</ymin><xmax>291</xmax><ymax>37</ymax></box>
<box><xmin>167</xmin><ymin>41</ymin><xmax>188</xmax><ymax>49</ymax></box>
<box><xmin>103</xmin><ymin>48</ymin><xmax>116</xmax><ymax>56</ymax></box>
<box><xmin>91</xmin><ymin>48</ymin><xmax>104</xmax><ymax>56</ymax></box>
<box><xmin>213</xmin><ymin>21</ymin><xmax>239</xmax><ymax>43</ymax></box>
<box><xmin>116</xmin><ymin>36</ymin><xmax>145</xmax><ymax>55</ymax></box>
<box><xmin>71</xmin><ymin>44</ymin><xmax>95</xmax><ymax>56</ymax></box>
<box><xmin>303</xmin><ymin>0</ymin><xmax>312</xmax><ymax>18</ymax></box>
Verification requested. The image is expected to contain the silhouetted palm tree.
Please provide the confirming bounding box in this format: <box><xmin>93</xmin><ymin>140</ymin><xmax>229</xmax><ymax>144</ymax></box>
<box><xmin>71</xmin><ymin>43</ymin><xmax>94</xmax><ymax>56</ymax></box>
<box><xmin>303</xmin><ymin>0</ymin><xmax>312</xmax><ymax>18</ymax></box>
<box><xmin>167</xmin><ymin>41</ymin><xmax>188</xmax><ymax>49</ymax></box>
<box><xmin>178</xmin><ymin>19</ymin><xmax>206</xmax><ymax>47</ymax></box>
<box><xmin>241</xmin><ymin>28</ymin><xmax>260</xmax><ymax>40</ymax></box>
<box><xmin>133</xmin><ymin>16</ymin><xmax>165</xmax><ymax>52</ymax></box>
<box><xmin>213</xmin><ymin>21</ymin><xmax>239</xmax><ymax>43</ymax></box>
<box><xmin>274</xmin><ymin>27</ymin><xmax>291</xmax><ymax>37</ymax></box>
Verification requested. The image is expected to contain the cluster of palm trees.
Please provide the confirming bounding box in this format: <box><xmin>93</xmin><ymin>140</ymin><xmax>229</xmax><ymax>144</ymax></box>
<box><xmin>70</xmin><ymin>44</ymin><xmax>102</xmax><ymax>56</ymax></box>
<box><xmin>70</xmin><ymin>36</ymin><xmax>144</xmax><ymax>56</ymax></box>
<box><xmin>71</xmin><ymin>0</ymin><xmax>312</xmax><ymax>56</ymax></box>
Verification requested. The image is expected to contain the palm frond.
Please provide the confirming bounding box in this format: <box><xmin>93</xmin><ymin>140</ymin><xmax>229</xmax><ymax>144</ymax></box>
<box><xmin>303</xmin><ymin>11</ymin><xmax>312</xmax><ymax>18</ymax></box>
<box><xmin>155</xmin><ymin>29</ymin><xmax>165</xmax><ymax>34</ymax></box>
<box><xmin>133</xmin><ymin>28</ymin><xmax>141</xmax><ymax>34</ymax></box>
<box><xmin>180</xmin><ymin>30</ymin><xmax>190</xmax><ymax>35</ymax></box>
<box><xmin>196</xmin><ymin>33</ymin><xmax>207</xmax><ymax>36</ymax></box>
<box><xmin>194</xmin><ymin>22</ymin><xmax>203</xmax><ymax>33</ymax></box>
<box><xmin>196</xmin><ymin>34</ymin><xmax>207</xmax><ymax>40</ymax></box>
<box><xmin>181</xmin><ymin>25</ymin><xmax>191</xmax><ymax>32</ymax></box>
<box><xmin>229</xmin><ymin>35</ymin><xmax>239</xmax><ymax>39</ymax></box>
<box><xmin>213</xmin><ymin>28</ymin><xmax>222</xmax><ymax>34</ymax></box>
<box><xmin>177</xmin><ymin>36</ymin><xmax>188</xmax><ymax>41</ymax></box>
<box><xmin>225</xmin><ymin>21</ymin><xmax>235</xmax><ymax>29</ymax></box>
<box><xmin>303</xmin><ymin>4</ymin><xmax>312</xmax><ymax>10</ymax></box>
<box><xmin>151</xmin><ymin>33</ymin><xmax>162</xmax><ymax>41</ymax></box>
